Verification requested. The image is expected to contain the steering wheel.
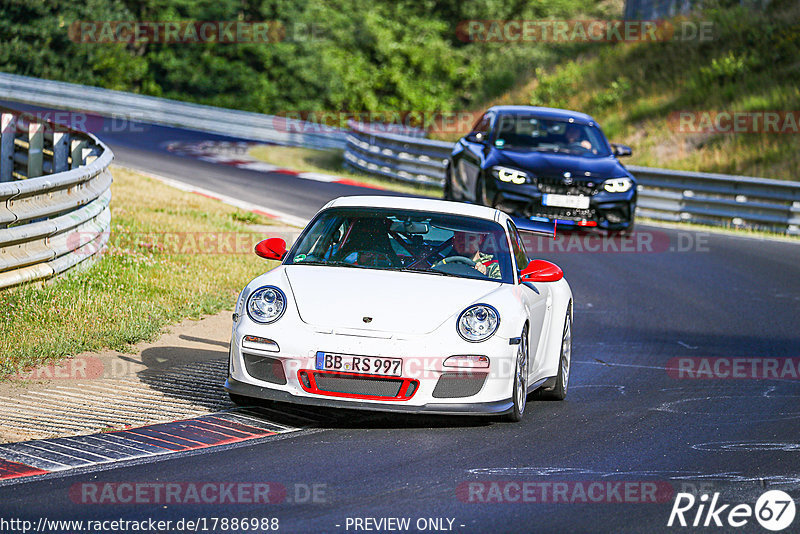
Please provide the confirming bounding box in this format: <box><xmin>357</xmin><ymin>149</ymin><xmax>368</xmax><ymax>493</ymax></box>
<box><xmin>433</xmin><ymin>256</ymin><xmax>476</xmax><ymax>269</ymax></box>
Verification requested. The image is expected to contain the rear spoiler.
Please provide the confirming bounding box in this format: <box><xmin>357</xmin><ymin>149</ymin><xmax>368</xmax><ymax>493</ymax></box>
<box><xmin>511</xmin><ymin>217</ymin><xmax>558</xmax><ymax>238</ymax></box>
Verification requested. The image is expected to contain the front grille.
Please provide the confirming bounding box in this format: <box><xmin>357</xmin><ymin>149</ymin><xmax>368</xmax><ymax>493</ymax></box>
<box><xmin>432</xmin><ymin>372</ymin><xmax>487</xmax><ymax>398</ymax></box>
<box><xmin>314</xmin><ymin>373</ymin><xmax>403</xmax><ymax>397</ymax></box>
<box><xmin>243</xmin><ymin>354</ymin><xmax>287</xmax><ymax>384</ymax></box>
<box><xmin>534</xmin><ymin>176</ymin><xmax>599</xmax><ymax>196</ymax></box>
<box><xmin>527</xmin><ymin>204</ymin><xmax>596</xmax><ymax>221</ymax></box>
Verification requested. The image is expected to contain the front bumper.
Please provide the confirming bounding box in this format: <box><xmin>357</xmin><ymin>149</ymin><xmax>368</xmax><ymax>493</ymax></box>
<box><xmin>227</xmin><ymin>316</ymin><xmax>521</xmax><ymax>415</ymax></box>
<box><xmin>490</xmin><ymin>180</ymin><xmax>636</xmax><ymax>230</ymax></box>
<box><xmin>225</xmin><ymin>375</ymin><xmax>514</xmax><ymax>415</ymax></box>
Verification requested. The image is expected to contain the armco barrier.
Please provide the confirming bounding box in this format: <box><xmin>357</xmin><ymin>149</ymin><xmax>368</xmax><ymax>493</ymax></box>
<box><xmin>0</xmin><ymin>107</ymin><xmax>112</xmax><ymax>289</ymax></box>
<box><xmin>344</xmin><ymin>120</ymin><xmax>451</xmax><ymax>186</ymax></box>
<box><xmin>0</xmin><ymin>72</ymin><xmax>347</xmax><ymax>150</ymax></box>
<box><xmin>344</xmin><ymin>121</ymin><xmax>800</xmax><ymax>235</ymax></box>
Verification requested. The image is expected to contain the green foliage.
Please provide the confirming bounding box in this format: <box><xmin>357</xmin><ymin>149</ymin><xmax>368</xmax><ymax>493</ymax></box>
<box><xmin>0</xmin><ymin>0</ymin><xmax>615</xmax><ymax>113</ymax></box>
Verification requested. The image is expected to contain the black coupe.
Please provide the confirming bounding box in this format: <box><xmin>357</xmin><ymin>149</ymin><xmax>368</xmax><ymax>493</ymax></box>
<box><xmin>446</xmin><ymin>106</ymin><xmax>636</xmax><ymax>233</ymax></box>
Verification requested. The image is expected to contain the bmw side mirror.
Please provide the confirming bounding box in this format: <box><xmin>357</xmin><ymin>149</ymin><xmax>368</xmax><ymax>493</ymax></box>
<box><xmin>520</xmin><ymin>260</ymin><xmax>563</xmax><ymax>283</ymax></box>
<box><xmin>611</xmin><ymin>143</ymin><xmax>632</xmax><ymax>157</ymax></box>
<box><xmin>255</xmin><ymin>238</ymin><xmax>287</xmax><ymax>260</ymax></box>
<box><xmin>466</xmin><ymin>132</ymin><xmax>486</xmax><ymax>144</ymax></box>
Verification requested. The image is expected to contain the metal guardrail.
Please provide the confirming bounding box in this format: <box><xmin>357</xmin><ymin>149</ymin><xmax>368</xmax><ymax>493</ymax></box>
<box><xmin>343</xmin><ymin>125</ymin><xmax>800</xmax><ymax>235</ymax></box>
<box><xmin>0</xmin><ymin>72</ymin><xmax>347</xmax><ymax>151</ymax></box>
<box><xmin>344</xmin><ymin>121</ymin><xmax>451</xmax><ymax>186</ymax></box>
<box><xmin>0</xmin><ymin>107</ymin><xmax>113</xmax><ymax>289</ymax></box>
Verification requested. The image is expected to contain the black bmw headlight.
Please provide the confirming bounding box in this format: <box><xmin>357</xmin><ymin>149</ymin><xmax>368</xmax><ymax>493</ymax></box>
<box><xmin>491</xmin><ymin>166</ymin><xmax>532</xmax><ymax>185</ymax></box>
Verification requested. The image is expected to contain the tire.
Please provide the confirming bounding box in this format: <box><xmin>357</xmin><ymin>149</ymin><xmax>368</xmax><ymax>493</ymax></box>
<box><xmin>444</xmin><ymin>164</ymin><xmax>454</xmax><ymax>200</ymax></box>
<box><xmin>503</xmin><ymin>325</ymin><xmax>529</xmax><ymax>422</ymax></box>
<box><xmin>475</xmin><ymin>176</ymin><xmax>487</xmax><ymax>206</ymax></box>
<box><xmin>609</xmin><ymin>213</ymin><xmax>635</xmax><ymax>237</ymax></box>
<box><xmin>535</xmin><ymin>306</ymin><xmax>571</xmax><ymax>401</ymax></box>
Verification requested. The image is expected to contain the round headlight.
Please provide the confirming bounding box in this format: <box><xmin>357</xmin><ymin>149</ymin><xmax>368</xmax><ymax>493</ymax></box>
<box><xmin>457</xmin><ymin>304</ymin><xmax>500</xmax><ymax>342</ymax></box>
<box><xmin>246</xmin><ymin>286</ymin><xmax>287</xmax><ymax>324</ymax></box>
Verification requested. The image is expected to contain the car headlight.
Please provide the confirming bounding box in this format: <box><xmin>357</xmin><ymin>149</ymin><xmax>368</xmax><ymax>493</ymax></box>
<box><xmin>246</xmin><ymin>286</ymin><xmax>287</xmax><ymax>324</ymax></box>
<box><xmin>603</xmin><ymin>177</ymin><xmax>633</xmax><ymax>193</ymax></box>
<box><xmin>457</xmin><ymin>304</ymin><xmax>500</xmax><ymax>342</ymax></box>
<box><xmin>492</xmin><ymin>166</ymin><xmax>531</xmax><ymax>185</ymax></box>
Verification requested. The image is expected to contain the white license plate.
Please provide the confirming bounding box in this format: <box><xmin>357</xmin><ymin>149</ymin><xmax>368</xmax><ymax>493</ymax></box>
<box><xmin>543</xmin><ymin>194</ymin><xmax>590</xmax><ymax>209</ymax></box>
<box><xmin>315</xmin><ymin>352</ymin><xmax>402</xmax><ymax>376</ymax></box>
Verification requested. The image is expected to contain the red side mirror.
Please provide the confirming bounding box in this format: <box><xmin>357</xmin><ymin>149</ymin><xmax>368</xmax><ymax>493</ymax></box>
<box><xmin>255</xmin><ymin>238</ymin><xmax>287</xmax><ymax>261</ymax></box>
<box><xmin>520</xmin><ymin>259</ymin><xmax>563</xmax><ymax>283</ymax></box>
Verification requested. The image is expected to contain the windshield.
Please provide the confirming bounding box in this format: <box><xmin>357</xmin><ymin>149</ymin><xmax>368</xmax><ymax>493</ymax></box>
<box><xmin>493</xmin><ymin>114</ymin><xmax>612</xmax><ymax>157</ymax></box>
<box><xmin>286</xmin><ymin>207</ymin><xmax>514</xmax><ymax>284</ymax></box>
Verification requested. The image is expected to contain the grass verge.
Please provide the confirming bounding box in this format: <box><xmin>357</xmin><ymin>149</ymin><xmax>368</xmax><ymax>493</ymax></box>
<box><xmin>0</xmin><ymin>166</ymin><xmax>279</xmax><ymax>379</ymax></box>
<box><xmin>247</xmin><ymin>144</ymin><xmax>443</xmax><ymax>197</ymax></box>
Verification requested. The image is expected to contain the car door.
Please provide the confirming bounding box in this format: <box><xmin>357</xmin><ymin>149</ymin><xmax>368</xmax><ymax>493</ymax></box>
<box><xmin>507</xmin><ymin>221</ymin><xmax>550</xmax><ymax>381</ymax></box>
<box><xmin>455</xmin><ymin>112</ymin><xmax>494</xmax><ymax>201</ymax></box>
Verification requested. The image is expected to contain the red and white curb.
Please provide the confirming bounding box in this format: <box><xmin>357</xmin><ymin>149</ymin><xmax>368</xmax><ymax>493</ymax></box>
<box><xmin>165</xmin><ymin>140</ymin><xmax>386</xmax><ymax>191</ymax></box>
<box><xmin>0</xmin><ymin>409</ymin><xmax>301</xmax><ymax>483</ymax></box>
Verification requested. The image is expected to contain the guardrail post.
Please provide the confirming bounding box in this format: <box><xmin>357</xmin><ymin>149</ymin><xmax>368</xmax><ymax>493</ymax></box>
<box><xmin>52</xmin><ymin>131</ymin><xmax>69</xmax><ymax>173</ymax></box>
<box><xmin>0</xmin><ymin>113</ymin><xmax>14</xmax><ymax>182</ymax></box>
<box><xmin>27</xmin><ymin>121</ymin><xmax>44</xmax><ymax>178</ymax></box>
<box><xmin>70</xmin><ymin>138</ymin><xmax>87</xmax><ymax>169</ymax></box>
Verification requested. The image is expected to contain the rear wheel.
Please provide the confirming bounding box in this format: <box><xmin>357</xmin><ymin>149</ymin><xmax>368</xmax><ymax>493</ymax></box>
<box><xmin>535</xmin><ymin>307</ymin><xmax>571</xmax><ymax>401</ymax></box>
<box><xmin>503</xmin><ymin>325</ymin><xmax>529</xmax><ymax>422</ymax></box>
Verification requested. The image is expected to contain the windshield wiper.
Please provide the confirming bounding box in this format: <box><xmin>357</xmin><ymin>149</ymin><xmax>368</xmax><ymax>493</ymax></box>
<box><xmin>295</xmin><ymin>260</ymin><xmax>369</xmax><ymax>269</ymax></box>
<box><xmin>396</xmin><ymin>267</ymin><xmax>467</xmax><ymax>279</ymax></box>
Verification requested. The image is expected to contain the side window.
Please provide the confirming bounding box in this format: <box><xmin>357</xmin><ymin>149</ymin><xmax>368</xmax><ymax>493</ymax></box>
<box><xmin>470</xmin><ymin>112</ymin><xmax>494</xmax><ymax>141</ymax></box>
<box><xmin>471</xmin><ymin>113</ymin><xmax>491</xmax><ymax>134</ymax></box>
<box><xmin>506</xmin><ymin>221</ymin><xmax>529</xmax><ymax>274</ymax></box>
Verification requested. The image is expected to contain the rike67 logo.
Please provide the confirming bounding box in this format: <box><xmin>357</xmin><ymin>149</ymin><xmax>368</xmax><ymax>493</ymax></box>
<box><xmin>668</xmin><ymin>490</ymin><xmax>796</xmax><ymax>531</ymax></box>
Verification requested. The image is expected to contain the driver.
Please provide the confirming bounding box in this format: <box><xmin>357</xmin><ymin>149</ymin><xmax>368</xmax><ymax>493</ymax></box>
<box><xmin>564</xmin><ymin>123</ymin><xmax>592</xmax><ymax>151</ymax></box>
<box><xmin>447</xmin><ymin>231</ymin><xmax>501</xmax><ymax>279</ymax></box>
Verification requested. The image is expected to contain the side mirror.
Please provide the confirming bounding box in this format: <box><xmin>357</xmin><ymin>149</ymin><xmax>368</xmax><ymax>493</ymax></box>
<box><xmin>611</xmin><ymin>143</ymin><xmax>632</xmax><ymax>157</ymax></box>
<box><xmin>255</xmin><ymin>238</ymin><xmax>287</xmax><ymax>261</ymax></box>
<box><xmin>520</xmin><ymin>259</ymin><xmax>563</xmax><ymax>283</ymax></box>
<box><xmin>465</xmin><ymin>131</ymin><xmax>487</xmax><ymax>144</ymax></box>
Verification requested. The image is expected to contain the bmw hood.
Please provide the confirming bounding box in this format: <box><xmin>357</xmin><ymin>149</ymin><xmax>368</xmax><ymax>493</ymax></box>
<box><xmin>284</xmin><ymin>266</ymin><xmax>502</xmax><ymax>335</ymax></box>
<box><xmin>494</xmin><ymin>150</ymin><xmax>628</xmax><ymax>179</ymax></box>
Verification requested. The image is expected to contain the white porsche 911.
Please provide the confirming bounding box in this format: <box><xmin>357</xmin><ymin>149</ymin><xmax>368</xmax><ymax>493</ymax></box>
<box><xmin>225</xmin><ymin>196</ymin><xmax>572</xmax><ymax>421</ymax></box>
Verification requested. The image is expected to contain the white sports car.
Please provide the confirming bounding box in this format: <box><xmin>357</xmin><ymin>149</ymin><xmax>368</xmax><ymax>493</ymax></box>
<box><xmin>225</xmin><ymin>196</ymin><xmax>572</xmax><ymax>421</ymax></box>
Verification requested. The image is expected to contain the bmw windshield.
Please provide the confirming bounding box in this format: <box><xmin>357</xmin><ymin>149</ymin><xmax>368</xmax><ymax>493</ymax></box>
<box><xmin>493</xmin><ymin>114</ymin><xmax>612</xmax><ymax>157</ymax></box>
<box><xmin>286</xmin><ymin>207</ymin><xmax>514</xmax><ymax>284</ymax></box>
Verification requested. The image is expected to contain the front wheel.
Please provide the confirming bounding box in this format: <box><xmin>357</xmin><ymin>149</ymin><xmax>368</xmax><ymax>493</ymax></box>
<box><xmin>503</xmin><ymin>325</ymin><xmax>529</xmax><ymax>422</ymax></box>
<box><xmin>444</xmin><ymin>164</ymin><xmax>455</xmax><ymax>200</ymax></box>
<box><xmin>535</xmin><ymin>306</ymin><xmax>571</xmax><ymax>401</ymax></box>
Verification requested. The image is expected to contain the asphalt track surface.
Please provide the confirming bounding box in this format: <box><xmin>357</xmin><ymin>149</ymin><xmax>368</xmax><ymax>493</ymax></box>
<box><xmin>1</xmin><ymin>103</ymin><xmax>799</xmax><ymax>533</ymax></box>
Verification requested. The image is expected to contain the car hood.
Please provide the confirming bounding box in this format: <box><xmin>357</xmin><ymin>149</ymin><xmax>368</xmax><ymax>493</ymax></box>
<box><xmin>494</xmin><ymin>150</ymin><xmax>627</xmax><ymax>179</ymax></box>
<box><xmin>284</xmin><ymin>265</ymin><xmax>503</xmax><ymax>335</ymax></box>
